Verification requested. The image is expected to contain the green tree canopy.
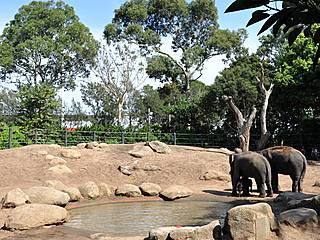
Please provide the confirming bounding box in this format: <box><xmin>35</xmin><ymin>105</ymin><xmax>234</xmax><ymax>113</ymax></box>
<box><xmin>225</xmin><ymin>0</ymin><xmax>320</xmax><ymax>69</ymax></box>
<box><xmin>0</xmin><ymin>0</ymin><xmax>98</xmax><ymax>90</ymax></box>
<box><xmin>105</xmin><ymin>0</ymin><xmax>245</xmax><ymax>92</ymax></box>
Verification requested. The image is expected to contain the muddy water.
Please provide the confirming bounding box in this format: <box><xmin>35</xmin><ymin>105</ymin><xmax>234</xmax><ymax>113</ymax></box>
<box><xmin>65</xmin><ymin>199</ymin><xmax>232</xmax><ymax>237</ymax></box>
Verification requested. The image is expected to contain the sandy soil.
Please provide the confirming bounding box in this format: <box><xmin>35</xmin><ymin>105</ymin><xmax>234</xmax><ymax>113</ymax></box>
<box><xmin>0</xmin><ymin>143</ymin><xmax>319</xmax><ymax>239</ymax></box>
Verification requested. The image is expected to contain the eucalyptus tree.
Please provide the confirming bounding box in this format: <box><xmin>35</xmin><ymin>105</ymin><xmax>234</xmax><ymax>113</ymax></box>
<box><xmin>0</xmin><ymin>1</ymin><xmax>98</xmax><ymax>129</ymax></box>
<box><xmin>0</xmin><ymin>1</ymin><xmax>98</xmax><ymax>89</ymax></box>
<box><xmin>105</xmin><ymin>0</ymin><xmax>244</xmax><ymax>93</ymax></box>
<box><xmin>93</xmin><ymin>41</ymin><xmax>147</xmax><ymax>125</ymax></box>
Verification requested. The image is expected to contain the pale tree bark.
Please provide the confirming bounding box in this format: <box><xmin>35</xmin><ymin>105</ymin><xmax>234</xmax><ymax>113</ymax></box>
<box><xmin>223</xmin><ymin>95</ymin><xmax>257</xmax><ymax>152</ymax></box>
<box><xmin>256</xmin><ymin>62</ymin><xmax>274</xmax><ymax>150</ymax></box>
<box><xmin>94</xmin><ymin>41</ymin><xmax>146</xmax><ymax>126</ymax></box>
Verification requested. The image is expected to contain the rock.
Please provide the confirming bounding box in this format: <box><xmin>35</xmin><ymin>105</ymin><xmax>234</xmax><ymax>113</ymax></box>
<box><xmin>60</xmin><ymin>149</ymin><xmax>81</xmax><ymax>159</ymax></box>
<box><xmin>199</xmin><ymin>170</ymin><xmax>230</xmax><ymax>181</ymax></box>
<box><xmin>98</xmin><ymin>143</ymin><xmax>110</xmax><ymax>150</ymax></box>
<box><xmin>115</xmin><ymin>184</ymin><xmax>142</xmax><ymax>197</ymax></box>
<box><xmin>278</xmin><ymin>208</ymin><xmax>318</xmax><ymax>226</ymax></box>
<box><xmin>98</xmin><ymin>183</ymin><xmax>112</xmax><ymax>197</ymax></box>
<box><xmin>77</xmin><ymin>143</ymin><xmax>87</xmax><ymax>149</ymax></box>
<box><xmin>5</xmin><ymin>204</ymin><xmax>69</xmax><ymax>230</ymax></box>
<box><xmin>23</xmin><ymin>187</ymin><xmax>70</xmax><ymax>206</ymax></box>
<box><xmin>48</xmin><ymin>165</ymin><xmax>72</xmax><ymax>174</ymax></box>
<box><xmin>49</xmin><ymin>157</ymin><xmax>67</xmax><ymax>166</ymax></box>
<box><xmin>313</xmin><ymin>180</ymin><xmax>320</xmax><ymax>187</ymax></box>
<box><xmin>44</xmin><ymin>180</ymin><xmax>81</xmax><ymax>202</ymax></box>
<box><xmin>2</xmin><ymin>188</ymin><xmax>30</xmax><ymax>208</ymax></box>
<box><xmin>79</xmin><ymin>181</ymin><xmax>100</xmax><ymax>199</ymax></box>
<box><xmin>37</xmin><ymin>150</ymin><xmax>48</xmax><ymax>155</ymax></box>
<box><xmin>129</xmin><ymin>145</ymin><xmax>154</xmax><ymax>158</ymax></box>
<box><xmin>223</xmin><ymin>203</ymin><xmax>278</xmax><ymax>240</ymax></box>
<box><xmin>85</xmin><ymin>142</ymin><xmax>99</xmax><ymax>149</ymax></box>
<box><xmin>287</xmin><ymin>195</ymin><xmax>320</xmax><ymax>214</ymax></box>
<box><xmin>274</xmin><ymin>192</ymin><xmax>313</xmax><ymax>204</ymax></box>
<box><xmin>148</xmin><ymin>220</ymin><xmax>221</xmax><ymax>240</ymax></box>
<box><xmin>160</xmin><ymin>185</ymin><xmax>192</xmax><ymax>201</ymax></box>
<box><xmin>147</xmin><ymin>141</ymin><xmax>171</xmax><ymax>154</ymax></box>
<box><xmin>118</xmin><ymin>165</ymin><xmax>133</xmax><ymax>176</ymax></box>
<box><xmin>0</xmin><ymin>209</ymin><xmax>10</xmax><ymax>229</ymax></box>
<box><xmin>142</xmin><ymin>165</ymin><xmax>161</xmax><ymax>172</ymax></box>
<box><xmin>90</xmin><ymin>232</ymin><xmax>110</xmax><ymax>240</ymax></box>
<box><xmin>46</xmin><ymin>154</ymin><xmax>55</xmax><ymax>160</ymax></box>
<box><xmin>139</xmin><ymin>183</ymin><xmax>161</xmax><ymax>196</ymax></box>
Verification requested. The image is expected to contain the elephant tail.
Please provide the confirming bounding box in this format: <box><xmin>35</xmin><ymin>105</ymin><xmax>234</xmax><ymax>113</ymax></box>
<box><xmin>299</xmin><ymin>153</ymin><xmax>307</xmax><ymax>183</ymax></box>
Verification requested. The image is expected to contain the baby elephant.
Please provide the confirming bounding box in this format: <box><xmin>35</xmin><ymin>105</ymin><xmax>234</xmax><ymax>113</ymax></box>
<box><xmin>236</xmin><ymin>177</ymin><xmax>253</xmax><ymax>196</ymax></box>
<box><xmin>229</xmin><ymin>151</ymin><xmax>273</xmax><ymax>198</ymax></box>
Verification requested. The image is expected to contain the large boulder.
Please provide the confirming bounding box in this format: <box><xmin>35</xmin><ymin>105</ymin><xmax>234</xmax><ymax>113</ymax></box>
<box><xmin>287</xmin><ymin>195</ymin><xmax>320</xmax><ymax>214</ymax></box>
<box><xmin>48</xmin><ymin>157</ymin><xmax>67</xmax><ymax>166</ymax></box>
<box><xmin>5</xmin><ymin>204</ymin><xmax>69</xmax><ymax>230</ymax></box>
<box><xmin>274</xmin><ymin>192</ymin><xmax>313</xmax><ymax>205</ymax></box>
<box><xmin>160</xmin><ymin>185</ymin><xmax>192</xmax><ymax>201</ymax></box>
<box><xmin>129</xmin><ymin>145</ymin><xmax>154</xmax><ymax>158</ymax></box>
<box><xmin>78</xmin><ymin>181</ymin><xmax>100</xmax><ymax>199</ymax></box>
<box><xmin>48</xmin><ymin>165</ymin><xmax>72</xmax><ymax>174</ymax></box>
<box><xmin>98</xmin><ymin>183</ymin><xmax>113</xmax><ymax>197</ymax></box>
<box><xmin>23</xmin><ymin>187</ymin><xmax>70</xmax><ymax>206</ymax></box>
<box><xmin>139</xmin><ymin>183</ymin><xmax>161</xmax><ymax>196</ymax></box>
<box><xmin>223</xmin><ymin>203</ymin><xmax>279</xmax><ymax>240</ymax></box>
<box><xmin>44</xmin><ymin>180</ymin><xmax>82</xmax><ymax>202</ymax></box>
<box><xmin>85</xmin><ymin>142</ymin><xmax>99</xmax><ymax>149</ymax></box>
<box><xmin>147</xmin><ymin>141</ymin><xmax>171</xmax><ymax>154</ymax></box>
<box><xmin>60</xmin><ymin>149</ymin><xmax>81</xmax><ymax>159</ymax></box>
<box><xmin>278</xmin><ymin>208</ymin><xmax>318</xmax><ymax>226</ymax></box>
<box><xmin>76</xmin><ymin>143</ymin><xmax>87</xmax><ymax>149</ymax></box>
<box><xmin>199</xmin><ymin>170</ymin><xmax>230</xmax><ymax>181</ymax></box>
<box><xmin>98</xmin><ymin>143</ymin><xmax>110</xmax><ymax>151</ymax></box>
<box><xmin>148</xmin><ymin>220</ymin><xmax>221</xmax><ymax>240</ymax></box>
<box><xmin>2</xmin><ymin>188</ymin><xmax>30</xmax><ymax>208</ymax></box>
<box><xmin>115</xmin><ymin>184</ymin><xmax>141</xmax><ymax>197</ymax></box>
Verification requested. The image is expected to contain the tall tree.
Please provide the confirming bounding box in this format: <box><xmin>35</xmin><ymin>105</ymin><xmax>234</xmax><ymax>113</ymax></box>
<box><xmin>16</xmin><ymin>84</ymin><xmax>61</xmax><ymax>130</ymax></box>
<box><xmin>0</xmin><ymin>0</ymin><xmax>98</xmax><ymax>89</ymax></box>
<box><xmin>225</xmin><ymin>0</ymin><xmax>320</xmax><ymax>69</ymax></box>
<box><xmin>93</xmin><ymin>41</ymin><xmax>147</xmax><ymax>125</ymax></box>
<box><xmin>81</xmin><ymin>82</ymin><xmax>116</xmax><ymax>126</ymax></box>
<box><xmin>105</xmin><ymin>0</ymin><xmax>245</xmax><ymax>93</ymax></box>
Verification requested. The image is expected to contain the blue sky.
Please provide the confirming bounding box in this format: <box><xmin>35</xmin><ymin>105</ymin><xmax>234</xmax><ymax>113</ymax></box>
<box><xmin>0</xmin><ymin>0</ymin><xmax>261</xmax><ymax>46</ymax></box>
<box><xmin>0</xmin><ymin>0</ymin><xmax>263</xmax><ymax>106</ymax></box>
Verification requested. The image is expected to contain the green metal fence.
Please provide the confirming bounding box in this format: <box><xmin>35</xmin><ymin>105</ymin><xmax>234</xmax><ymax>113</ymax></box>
<box><xmin>0</xmin><ymin>127</ymin><xmax>230</xmax><ymax>149</ymax></box>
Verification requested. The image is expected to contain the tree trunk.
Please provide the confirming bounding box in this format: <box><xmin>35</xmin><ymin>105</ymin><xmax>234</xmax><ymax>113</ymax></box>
<box><xmin>223</xmin><ymin>95</ymin><xmax>257</xmax><ymax>152</ymax></box>
<box><xmin>117</xmin><ymin>98</ymin><xmax>125</xmax><ymax>126</ymax></box>
<box><xmin>255</xmin><ymin>63</ymin><xmax>274</xmax><ymax>150</ymax></box>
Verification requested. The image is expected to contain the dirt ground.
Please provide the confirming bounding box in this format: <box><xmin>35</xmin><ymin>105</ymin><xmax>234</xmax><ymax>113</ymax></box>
<box><xmin>0</xmin><ymin>143</ymin><xmax>319</xmax><ymax>239</ymax></box>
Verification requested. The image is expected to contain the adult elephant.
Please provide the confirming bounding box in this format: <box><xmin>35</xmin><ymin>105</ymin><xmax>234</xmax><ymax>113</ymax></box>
<box><xmin>260</xmin><ymin>146</ymin><xmax>307</xmax><ymax>193</ymax></box>
<box><xmin>229</xmin><ymin>151</ymin><xmax>273</xmax><ymax>198</ymax></box>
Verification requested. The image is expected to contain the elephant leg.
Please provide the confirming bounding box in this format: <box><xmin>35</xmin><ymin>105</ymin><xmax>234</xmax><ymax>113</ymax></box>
<box><xmin>231</xmin><ymin>172</ymin><xmax>240</xmax><ymax>196</ymax></box>
<box><xmin>291</xmin><ymin>175</ymin><xmax>299</xmax><ymax>192</ymax></box>
<box><xmin>271</xmin><ymin>173</ymin><xmax>280</xmax><ymax>193</ymax></box>
<box><xmin>266</xmin><ymin>180</ymin><xmax>273</xmax><ymax>197</ymax></box>
<box><xmin>298</xmin><ymin>176</ymin><xmax>304</xmax><ymax>193</ymax></box>
<box><xmin>255</xmin><ymin>178</ymin><xmax>266</xmax><ymax>198</ymax></box>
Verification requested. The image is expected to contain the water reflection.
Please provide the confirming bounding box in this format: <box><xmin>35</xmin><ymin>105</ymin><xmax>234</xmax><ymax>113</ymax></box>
<box><xmin>65</xmin><ymin>200</ymin><xmax>228</xmax><ymax>237</ymax></box>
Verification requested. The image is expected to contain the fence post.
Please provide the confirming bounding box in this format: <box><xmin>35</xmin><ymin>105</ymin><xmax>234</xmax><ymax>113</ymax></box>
<box><xmin>35</xmin><ymin>129</ymin><xmax>38</xmax><ymax>144</ymax></box>
<box><xmin>173</xmin><ymin>132</ymin><xmax>177</xmax><ymax>145</ymax></box>
<box><xmin>146</xmin><ymin>132</ymin><xmax>149</xmax><ymax>142</ymax></box>
<box><xmin>64</xmin><ymin>130</ymin><xmax>68</xmax><ymax>147</ymax></box>
<box><xmin>93</xmin><ymin>131</ymin><xmax>96</xmax><ymax>142</ymax></box>
<box><xmin>121</xmin><ymin>131</ymin><xmax>124</xmax><ymax>144</ymax></box>
<box><xmin>9</xmin><ymin>127</ymin><xmax>13</xmax><ymax>149</ymax></box>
